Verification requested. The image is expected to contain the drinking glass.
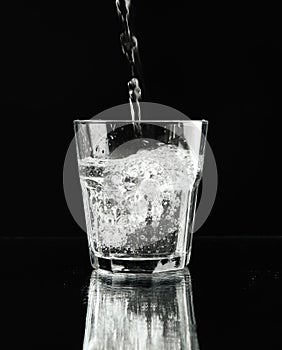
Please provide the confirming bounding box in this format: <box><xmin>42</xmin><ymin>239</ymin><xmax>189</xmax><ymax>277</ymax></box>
<box><xmin>74</xmin><ymin>118</ymin><xmax>208</xmax><ymax>273</ymax></box>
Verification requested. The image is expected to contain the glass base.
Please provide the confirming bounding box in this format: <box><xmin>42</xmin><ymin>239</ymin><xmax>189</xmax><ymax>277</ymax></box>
<box><xmin>90</xmin><ymin>251</ymin><xmax>190</xmax><ymax>274</ymax></box>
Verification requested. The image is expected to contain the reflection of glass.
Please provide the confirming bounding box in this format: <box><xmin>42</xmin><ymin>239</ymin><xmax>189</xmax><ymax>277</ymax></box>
<box><xmin>83</xmin><ymin>268</ymin><xmax>199</xmax><ymax>349</ymax></box>
<box><xmin>74</xmin><ymin>120</ymin><xmax>208</xmax><ymax>273</ymax></box>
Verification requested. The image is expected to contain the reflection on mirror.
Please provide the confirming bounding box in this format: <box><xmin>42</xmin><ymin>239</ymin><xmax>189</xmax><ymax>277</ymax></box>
<box><xmin>83</xmin><ymin>268</ymin><xmax>199</xmax><ymax>349</ymax></box>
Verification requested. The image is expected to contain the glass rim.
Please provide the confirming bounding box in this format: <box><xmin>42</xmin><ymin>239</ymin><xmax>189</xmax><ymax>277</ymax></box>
<box><xmin>74</xmin><ymin>119</ymin><xmax>208</xmax><ymax>124</ymax></box>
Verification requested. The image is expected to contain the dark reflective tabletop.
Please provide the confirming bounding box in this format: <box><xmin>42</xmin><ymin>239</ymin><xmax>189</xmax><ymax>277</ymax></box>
<box><xmin>1</xmin><ymin>236</ymin><xmax>282</xmax><ymax>349</ymax></box>
<box><xmin>83</xmin><ymin>269</ymin><xmax>198</xmax><ymax>349</ymax></box>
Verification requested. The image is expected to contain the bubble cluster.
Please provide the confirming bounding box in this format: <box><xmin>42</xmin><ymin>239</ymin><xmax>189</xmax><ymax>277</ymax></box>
<box><xmin>79</xmin><ymin>144</ymin><xmax>197</xmax><ymax>257</ymax></box>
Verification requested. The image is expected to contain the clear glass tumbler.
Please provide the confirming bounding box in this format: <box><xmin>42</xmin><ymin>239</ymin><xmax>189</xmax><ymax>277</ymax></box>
<box><xmin>74</xmin><ymin>119</ymin><xmax>208</xmax><ymax>273</ymax></box>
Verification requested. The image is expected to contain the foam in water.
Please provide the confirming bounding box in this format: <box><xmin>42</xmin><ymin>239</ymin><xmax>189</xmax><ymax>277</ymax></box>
<box><xmin>79</xmin><ymin>143</ymin><xmax>198</xmax><ymax>260</ymax></box>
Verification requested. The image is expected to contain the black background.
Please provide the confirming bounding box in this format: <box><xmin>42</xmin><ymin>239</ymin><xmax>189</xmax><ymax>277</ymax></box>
<box><xmin>0</xmin><ymin>2</ymin><xmax>281</xmax><ymax>237</ymax></box>
<box><xmin>1</xmin><ymin>4</ymin><xmax>282</xmax><ymax>349</ymax></box>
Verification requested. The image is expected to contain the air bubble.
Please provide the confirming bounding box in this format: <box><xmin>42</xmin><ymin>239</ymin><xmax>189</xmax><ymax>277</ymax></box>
<box><xmin>78</xmin><ymin>144</ymin><xmax>197</xmax><ymax>253</ymax></box>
